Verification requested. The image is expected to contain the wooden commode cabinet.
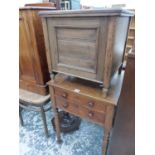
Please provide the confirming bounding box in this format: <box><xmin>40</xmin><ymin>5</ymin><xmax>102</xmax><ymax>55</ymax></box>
<box><xmin>48</xmin><ymin>72</ymin><xmax>124</xmax><ymax>155</ymax></box>
<box><xmin>40</xmin><ymin>9</ymin><xmax>134</xmax><ymax>96</ymax></box>
<box><xmin>19</xmin><ymin>7</ymin><xmax>56</xmax><ymax>95</ymax></box>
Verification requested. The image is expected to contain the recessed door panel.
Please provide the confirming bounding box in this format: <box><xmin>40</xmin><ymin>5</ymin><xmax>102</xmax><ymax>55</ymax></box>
<box><xmin>57</xmin><ymin>27</ymin><xmax>98</xmax><ymax>73</ymax></box>
<box><xmin>47</xmin><ymin>17</ymin><xmax>102</xmax><ymax>80</ymax></box>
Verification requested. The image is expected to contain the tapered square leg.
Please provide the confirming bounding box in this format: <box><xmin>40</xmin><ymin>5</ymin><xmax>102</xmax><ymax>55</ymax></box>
<box><xmin>40</xmin><ymin>106</ymin><xmax>48</xmax><ymax>138</ymax></box>
<box><xmin>54</xmin><ymin>108</ymin><xmax>62</xmax><ymax>143</ymax></box>
<box><xmin>102</xmin><ymin>128</ymin><xmax>110</xmax><ymax>155</ymax></box>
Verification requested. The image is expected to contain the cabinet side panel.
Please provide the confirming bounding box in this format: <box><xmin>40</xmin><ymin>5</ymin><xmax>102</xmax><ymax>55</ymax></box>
<box><xmin>19</xmin><ymin>9</ymin><xmax>49</xmax><ymax>95</ymax></box>
<box><xmin>19</xmin><ymin>11</ymin><xmax>35</xmax><ymax>81</ymax></box>
<box><xmin>32</xmin><ymin>10</ymin><xmax>50</xmax><ymax>83</ymax></box>
<box><xmin>103</xmin><ymin>17</ymin><xmax>116</xmax><ymax>90</ymax></box>
<box><xmin>41</xmin><ymin>18</ymin><xmax>53</xmax><ymax>73</ymax></box>
<box><xmin>96</xmin><ymin>17</ymin><xmax>108</xmax><ymax>81</ymax></box>
<box><xmin>111</xmin><ymin>17</ymin><xmax>130</xmax><ymax>75</ymax></box>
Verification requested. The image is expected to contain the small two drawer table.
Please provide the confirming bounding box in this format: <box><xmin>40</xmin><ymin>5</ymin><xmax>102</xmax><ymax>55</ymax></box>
<box><xmin>48</xmin><ymin>73</ymin><xmax>124</xmax><ymax>155</ymax></box>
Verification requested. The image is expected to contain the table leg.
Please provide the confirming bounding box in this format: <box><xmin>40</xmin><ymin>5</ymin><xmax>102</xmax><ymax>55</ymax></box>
<box><xmin>102</xmin><ymin>128</ymin><xmax>110</xmax><ymax>155</ymax></box>
<box><xmin>19</xmin><ymin>107</ymin><xmax>24</xmax><ymax>126</ymax></box>
<box><xmin>54</xmin><ymin>108</ymin><xmax>62</xmax><ymax>143</ymax></box>
<box><xmin>49</xmin><ymin>85</ymin><xmax>62</xmax><ymax>144</ymax></box>
<box><xmin>40</xmin><ymin>106</ymin><xmax>48</xmax><ymax>138</ymax></box>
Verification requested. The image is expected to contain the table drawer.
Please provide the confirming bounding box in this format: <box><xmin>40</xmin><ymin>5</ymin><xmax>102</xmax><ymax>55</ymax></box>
<box><xmin>55</xmin><ymin>95</ymin><xmax>105</xmax><ymax>125</ymax></box>
<box><xmin>54</xmin><ymin>87</ymin><xmax>106</xmax><ymax>113</ymax></box>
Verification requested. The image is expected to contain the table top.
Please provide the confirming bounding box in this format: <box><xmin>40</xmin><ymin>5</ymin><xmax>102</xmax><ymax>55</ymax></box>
<box><xmin>39</xmin><ymin>8</ymin><xmax>134</xmax><ymax>17</ymax></box>
<box><xmin>48</xmin><ymin>71</ymin><xmax>124</xmax><ymax>106</ymax></box>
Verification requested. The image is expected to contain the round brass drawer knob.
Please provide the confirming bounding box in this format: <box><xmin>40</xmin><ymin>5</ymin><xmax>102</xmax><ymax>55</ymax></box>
<box><xmin>88</xmin><ymin>111</ymin><xmax>94</xmax><ymax>117</ymax></box>
<box><xmin>88</xmin><ymin>102</ymin><xmax>94</xmax><ymax>107</ymax></box>
<box><xmin>62</xmin><ymin>92</ymin><xmax>67</xmax><ymax>98</ymax></box>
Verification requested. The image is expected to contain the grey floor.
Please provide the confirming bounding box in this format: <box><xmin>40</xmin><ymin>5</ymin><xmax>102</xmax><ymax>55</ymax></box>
<box><xmin>19</xmin><ymin>102</ymin><xmax>104</xmax><ymax>155</ymax></box>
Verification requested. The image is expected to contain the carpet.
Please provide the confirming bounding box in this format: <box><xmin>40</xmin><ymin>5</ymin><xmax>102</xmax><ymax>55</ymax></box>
<box><xmin>19</xmin><ymin>103</ymin><xmax>104</xmax><ymax>155</ymax></box>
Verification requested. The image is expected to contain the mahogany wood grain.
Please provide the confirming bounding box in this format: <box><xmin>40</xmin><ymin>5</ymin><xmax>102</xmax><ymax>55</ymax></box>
<box><xmin>19</xmin><ymin>7</ymin><xmax>56</xmax><ymax>95</ymax></box>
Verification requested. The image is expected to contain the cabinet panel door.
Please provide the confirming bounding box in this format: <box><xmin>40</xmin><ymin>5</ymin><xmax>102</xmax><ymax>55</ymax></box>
<box><xmin>47</xmin><ymin>17</ymin><xmax>107</xmax><ymax>82</ymax></box>
<box><xmin>19</xmin><ymin>16</ymin><xmax>35</xmax><ymax>81</ymax></box>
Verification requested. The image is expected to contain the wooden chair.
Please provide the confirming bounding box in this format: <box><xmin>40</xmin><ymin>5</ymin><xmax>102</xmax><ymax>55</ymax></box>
<box><xmin>19</xmin><ymin>89</ymin><xmax>51</xmax><ymax>138</ymax></box>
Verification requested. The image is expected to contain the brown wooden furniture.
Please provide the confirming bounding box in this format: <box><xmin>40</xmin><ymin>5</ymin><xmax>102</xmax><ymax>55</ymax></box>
<box><xmin>124</xmin><ymin>10</ymin><xmax>135</xmax><ymax>61</ymax></box>
<box><xmin>43</xmin><ymin>0</ymin><xmax>61</xmax><ymax>10</ymax></box>
<box><xmin>25</xmin><ymin>2</ymin><xmax>56</xmax><ymax>7</ymax></box>
<box><xmin>19</xmin><ymin>89</ymin><xmax>51</xmax><ymax>137</ymax></box>
<box><xmin>108</xmin><ymin>51</ymin><xmax>135</xmax><ymax>155</ymax></box>
<box><xmin>48</xmin><ymin>71</ymin><xmax>124</xmax><ymax>155</ymax></box>
<box><xmin>39</xmin><ymin>9</ymin><xmax>134</xmax><ymax>97</ymax></box>
<box><xmin>19</xmin><ymin>7</ymin><xmax>56</xmax><ymax>95</ymax></box>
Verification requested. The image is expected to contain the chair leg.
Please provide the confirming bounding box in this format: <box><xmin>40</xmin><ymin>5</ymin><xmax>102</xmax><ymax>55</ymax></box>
<box><xmin>40</xmin><ymin>106</ymin><xmax>48</xmax><ymax>138</ymax></box>
<box><xmin>19</xmin><ymin>107</ymin><xmax>24</xmax><ymax>126</ymax></box>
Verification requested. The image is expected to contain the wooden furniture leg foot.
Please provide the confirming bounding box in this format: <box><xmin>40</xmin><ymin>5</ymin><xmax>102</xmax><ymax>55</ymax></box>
<box><xmin>19</xmin><ymin>107</ymin><xmax>24</xmax><ymax>126</ymax></box>
<box><xmin>102</xmin><ymin>128</ymin><xmax>110</xmax><ymax>155</ymax></box>
<box><xmin>54</xmin><ymin>108</ymin><xmax>62</xmax><ymax>143</ymax></box>
<box><xmin>57</xmin><ymin>138</ymin><xmax>63</xmax><ymax>144</ymax></box>
<box><xmin>118</xmin><ymin>64</ymin><xmax>123</xmax><ymax>75</ymax></box>
<box><xmin>102</xmin><ymin>88</ymin><xmax>108</xmax><ymax>98</ymax></box>
<box><xmin>40</xmin><ymin>106</ymin><xmax>48</xmax><ymax>138</ymax></box>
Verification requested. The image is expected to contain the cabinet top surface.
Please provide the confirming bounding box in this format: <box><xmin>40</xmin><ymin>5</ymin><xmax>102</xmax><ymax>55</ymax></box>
<box><xmin>19</xmin><ymin>6</ymin><xmax>56</xmax><ymax>11</ymax></box>
<box><xmin>48</xmin><ymin>72</ymin><xmax>124</xmax><ymax>106</ymax></box>
<box><xmin>39</xmin><ymin>8</ymin><xmax>134</xmax><ymax>17</ymax></box>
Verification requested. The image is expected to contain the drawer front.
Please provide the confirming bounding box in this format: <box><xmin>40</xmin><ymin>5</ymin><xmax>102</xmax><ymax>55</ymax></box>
<box><xmin>55</xmin><ymin>95</ymin><xmax>105</xmax><ymax>125</ymax></box>
<box><xmin>54</xmin><ymin>87</ymin><xmax>106</xmax><ymax>113</ymax></box>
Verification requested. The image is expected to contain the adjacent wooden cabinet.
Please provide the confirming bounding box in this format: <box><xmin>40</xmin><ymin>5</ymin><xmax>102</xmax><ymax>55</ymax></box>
<box><xmin>108</xmin><ymin>51</ymin><xmax>135</xmax><ymax>155</ymax></box>
<box><xmin>125</xmin><ymin>10</ymin><xmax>135</xmax><ymax>56</ymax></box>
<box><xmin>19</xmin><ymin>7</ymin><xmax>56</xmax><ymax>95</ymax></box>
<box><xmin>39</xmin><ymin>9</ymin><xmax>134</xmax><ymax>96</ymax></box>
